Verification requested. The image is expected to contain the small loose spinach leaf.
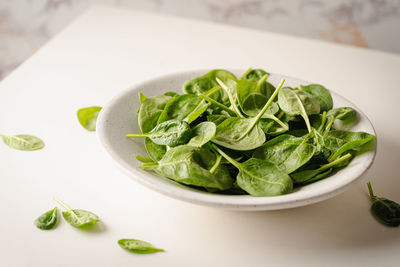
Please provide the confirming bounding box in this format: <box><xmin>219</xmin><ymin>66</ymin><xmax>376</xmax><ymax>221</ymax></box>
<box><xmin>54</xmin><ymin>198</ymin><xmax>100</xmax><ymax>228</ymax></box>
<box><xmin>77</xmin><ymin>106</ymin><xmax>102</xmax><ymax>131</ymax></box>
<box><xmin>127</xmin><ymin>120</ymin><xmax>192</xmax><ymax>147</ymax></box>
<box><xmin>0</xmin><ymin>134</ymin><xmax>45</xmax><ymax>151</ymax></box>
<box><xmin>141</xmin><ymin>145</ymin><xmax>233</xmax><ymax>190</ymax></box>
<box><xmin>299</xmin><ymin>84</ymin><xmax>333</xmax><ymax>111</ymax></box>
<box><xmin>144</xmin><ymin>137</ymin><xmax>166</xmax><ymax>162</ymax></box>
<box><xmin>138</xmin><ymin>95</ymin><xmax>173</xmax><ymax>133</ymax></box>
<box><xmin>34</xmin><ymin>207</ymin><xmax>58</xmax><ymax>230</ymax></box>
<box><xmin>187</xmin><ymin>122</ymin><xmax>216</xmax><ymax>147</ymax></box>
<box><xmin>118</xmin><ymin>239</ymin><xmax>165</xmax><ymax>254</ymax></box>
<box><xmin>367</xmin><ymin>182</ymin><xmax>400</xmax><ymax>227</ymax></box>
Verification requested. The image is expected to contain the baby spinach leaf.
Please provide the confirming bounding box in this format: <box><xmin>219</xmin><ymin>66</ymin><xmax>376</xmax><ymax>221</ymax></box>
<box><xmin>54</xmin><ymin>198</ymin><xmax>100</xmax><ymax>228</ymax></box>
<box><xmin>144</xmin><ymin>138</ymin><xmax>166</xmax><ymax>162</ymax></box>
<box><xmin>127</xmin><ymin>120</ymin><xmax>192</xmax><ymax>147</ymax></box>
<box><xmin>323</xmin><ymin>130</ymin><xmax>375</xmax><ymax>161</ymax></box>
<box><xmin>0</xmin><ymin>134</ymin><xmax>45</xmax><ymax>151</ymax></box>
<box><xmin>291</xmin><ymin>153</ymin><xmax>352</xmax><ymax>184</ymax></box>
<box><xmin>253</xmin><ymin>134</ymin><xmax>316</xmax><ymax>174</ymax></box>
<box><xmin>325</xmin><ymin>107</ymin><xmax>357</xmax><ymax>132</ymax></box>
<box><xmin>241</xmin><ymin>68</ymin><xmax>268</xmax><ymax>81</ymax></box>
<box><xmin>187</xmin><ymin>122</ymin><xmax>216</xmax><ymax>147</ymax></box>
<box><xmin>157</xmin><ymin>94</ymin><xmax>209</xmax><ymax>124</ymax></box>
<box><xmin>183</xmin><ymin>69</ymin><xmax>236</xmax><ymax>105</ymax></box>
<box><xmin>299</xmin><ymin>84</ymin><xmax>333</xmax><ymax>111</ymax></box>
<box><xmin>141</xmin><ymin>146</ymin><xmax>233</xmax><ymax>190</ymax></box>
<box><xmin>77</xmin><ymin>106</ymin><xmax>102</xmax><ymax>131</ymax></box>
<box><xmin>212</xmin><ymin>144</ymin><xmax>292</xmax><ymax>196</ymax></box>
<box><xmin>34</xmin><ymin>207</ymin><xmax>58</xmax><ymax>230</ymax></box>
<box><xmin>212</xmin><ymin>80</ymin><xmax>285</xmax><ymax>151</ymax></box>
<box><xmin>327</xmin><ymin>107</ymin><xmax>356</xmax><ymax>121</ymax></box>
<box><xmin>367</xmin><ymin>182</ymin><xmax>400</xmax><ymax>227</ymax></box>
<box><xmin>278</xmin><ymin>87</ymin><xmax>320</xmax><ymax>132</ymax></box>
<box><xmin>118</xmin><ymin>239</ymin><xmax>165</xmax><ymax>254</ymax></box>
<box><xmin>138</xmin><ymin>95</ymin><xmax>173</xmax><ymax>133</ymax></box>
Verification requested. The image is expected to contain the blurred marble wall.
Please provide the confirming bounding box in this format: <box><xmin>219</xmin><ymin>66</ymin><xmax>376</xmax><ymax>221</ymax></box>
<box><xmin>1</xmin><ymin>0</ymin><xmax>400</xmax><ymax>80</ymax></box>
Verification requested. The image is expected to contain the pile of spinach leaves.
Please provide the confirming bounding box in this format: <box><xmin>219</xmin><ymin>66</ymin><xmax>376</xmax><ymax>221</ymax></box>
<box><xmin>128</xmin><ymin>68</ymin><xmax>375</xmax><ymax>197</ymax></box>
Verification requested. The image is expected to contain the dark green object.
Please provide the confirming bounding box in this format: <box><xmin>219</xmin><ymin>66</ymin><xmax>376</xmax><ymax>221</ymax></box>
<box><xmin>138</xmin><ymin>94</ymin><xmax>173</xmax><ymax>133</ymax></box>
<box><xmin>34</xmin><ymin>207</ymin><xmax>58</xmax><ymax>230</ymax></box>
<box><xmin>278</xmin><ymin>87</ymin><xmax>320</xmax><ymax>132</ymax></box>
<box><xmin>144</xmin><ymin>137</ymin><xmax>166</xmax><ymax>162</ymax></box>
<box><xmin>290</xmin><ymin>153</ymin><xmax>352</xmax><ymax>184</ymax></box>
<box><xmin>118</xmin><ymin>239</ymin><xmax>165</xmax><ymax>254</ymax></box>
<box><xmin>141</xmin><ymin>145</ymin><xmax>233</xmax><ymax>190</ymax></box>
<box><xmin>77</xmin><ymin>106</ymin><xmax>102</xmax><ymax>131</ymax></box>
<box><xmin>299</xmin><ymin>84</ymin><xmax>333</xmax><ymax>112</ymax></box>
<box><xmin>253</xmin><ymin>134</ymin><xmax>316</xmax><ymax>174</ymax></box>
<box><xmin>212</xmin><ymin>144</ymin><xmax>292</xmax><ymax>196</ymax></box>
<box><xmin>127</xmin><ymin>120</ymin><xmax>192</xmax><ymax>147</ymax></box>
<box><xmin>54</xmin><ymin>198</ymin><xmax>100</xmax><ymax>228</ymax></box>
<box><xmin>367</xmin><ymin>182</ymin><xmax>400</xmax><ymax>227</ymax></box>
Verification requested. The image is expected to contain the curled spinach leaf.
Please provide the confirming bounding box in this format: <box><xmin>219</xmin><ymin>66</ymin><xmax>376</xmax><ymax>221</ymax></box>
<box><xmin>367</xmin><ymin>182</ymin><xmax>400</xmax><ymax>227</ymax></box>
<box><xmin>77</xmin><ymin>106</ymin><xmax>102</xmax><ymax>131</ymax></box>
<box><xmin>323</xmin><ymin>130</ymin><xmax>375</xmax><ymax>161</ymax></box>
<box><xmin>127</xmin><ymin>120</ymin><xmax>192</xmax><ymax>147</ymax></box>
<box><xmin>34</xmin><ymin>207</ymin><xmax>58</xmax><ymax>230</ymax></box>
<box><xmin>0</xmin><ymin>134</ymin><xmax>45</xmax><ymax>151</ymax></box>
<box><xmin>290</xmin><ymin>153</ymin><xmax>352</xmax><ymax>184</ymax></box>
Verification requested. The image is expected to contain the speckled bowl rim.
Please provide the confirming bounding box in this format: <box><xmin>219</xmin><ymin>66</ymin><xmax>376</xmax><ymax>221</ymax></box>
<box><xmin>97</xmin><ymin>69</ymin><xmax>377</xmax><ymax>211</ymax></box>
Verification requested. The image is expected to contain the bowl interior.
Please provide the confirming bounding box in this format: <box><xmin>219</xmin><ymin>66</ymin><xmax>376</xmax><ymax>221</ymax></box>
<box><xmin>97</xmin><ymin>70</ymin><xmax>376</xmax><ymax>210</ymax></box>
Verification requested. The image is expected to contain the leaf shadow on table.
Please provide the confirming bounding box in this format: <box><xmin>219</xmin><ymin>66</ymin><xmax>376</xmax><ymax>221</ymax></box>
<box><xmin>207</xmin><ymin>137</ymin><xmax>400</xmax><ymax>252</ymax></box>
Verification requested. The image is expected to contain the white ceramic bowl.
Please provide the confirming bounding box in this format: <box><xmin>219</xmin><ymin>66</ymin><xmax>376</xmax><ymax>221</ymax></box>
<box><xmin>97</xmin><ymin>70</ymin><xmax>376</xmax><ymax>211</ymax></box>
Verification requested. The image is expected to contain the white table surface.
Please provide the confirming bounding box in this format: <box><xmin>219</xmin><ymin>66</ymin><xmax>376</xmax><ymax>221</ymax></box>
<box><xmin>0</xmin><ymin>5</ymin><xmax>399</xmax><ymax>267</ymax></box>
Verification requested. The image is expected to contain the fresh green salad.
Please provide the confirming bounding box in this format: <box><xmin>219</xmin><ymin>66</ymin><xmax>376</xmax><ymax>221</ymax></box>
<box><xmin>127</xmin><ymin>68</ymin><xmax>375</xmax><ymax>197</ymax></box>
